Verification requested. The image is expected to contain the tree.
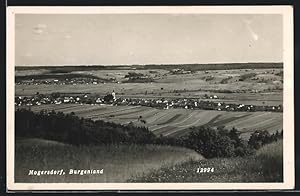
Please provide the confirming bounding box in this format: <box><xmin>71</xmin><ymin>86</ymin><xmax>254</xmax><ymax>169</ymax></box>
<box><xmin>51</xmin><ymin>92</ymin><xmax>61</xmax><ymax>99</ymax></box>
<box><xmin>183</xmin><ymin>126</ymin><xmax>235</xmax><ymax>158</ymax></box>
<box><xmin>103</xmin><ymin>94</ymin><xmax>114</xmax><ymax>103</ymax></box>
<box><xmin>228</xmin><ymin>127</ymin><xmax>243</xmax><ymax>148</ymax></box>
<box><xmin>248</xmin><ymin>130</ymin><xmax>272</xmax><ymax>149</ymax></box>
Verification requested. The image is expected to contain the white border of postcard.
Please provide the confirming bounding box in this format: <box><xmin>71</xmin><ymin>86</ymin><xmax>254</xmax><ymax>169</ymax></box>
<box><xmin>6</xmin><ymin>6</ymin><xmax>294</xmax><ymax>191</ymax></box>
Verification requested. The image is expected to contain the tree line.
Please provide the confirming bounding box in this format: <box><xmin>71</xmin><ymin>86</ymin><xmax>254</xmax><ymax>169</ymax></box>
<box><xmin>15</xmin><ymin>108</ymin><xmax>283</xmax><ymax>159</ymax></box>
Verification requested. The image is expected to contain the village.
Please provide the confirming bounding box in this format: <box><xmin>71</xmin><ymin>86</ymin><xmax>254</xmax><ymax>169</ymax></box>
<box><xmin>15</xmin><ymin>91</ymin><xmax>283</xmax><ymax>113</ymax></box>
<box><xmin>15</xmin><ymin>77</ymin><xmax>116</xmax><ymax>85</ymax></box>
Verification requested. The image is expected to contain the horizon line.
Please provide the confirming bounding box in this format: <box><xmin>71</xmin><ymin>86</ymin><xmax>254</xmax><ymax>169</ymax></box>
<box><xmin>15</xmin><ymin>61</ymin><xmax>283</xmax><ymax>67</ymax></box>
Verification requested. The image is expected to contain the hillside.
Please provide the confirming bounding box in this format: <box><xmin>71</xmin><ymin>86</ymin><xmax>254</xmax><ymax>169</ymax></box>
<box><xmin>129</xmin><ymin>140</ymin><xmax>283</xmax><ymax>182</ymax></box>
<box><xmin>15</xmin><ymin>138</ymin><xmax>204</xmax><ymax>183</ymax></box>
<box><xmin>21</xmin><ymin>104</ymin><xmax>283</xmax><ymax>140</ymax></box>
<box><xmin>14</xmin><ymin>108</ymin><xmax>283</xmax><ymax>183</ymax></box>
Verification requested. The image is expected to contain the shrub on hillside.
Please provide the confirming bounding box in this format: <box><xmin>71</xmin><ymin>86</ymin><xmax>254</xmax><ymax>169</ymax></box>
<box><xmin>248</xmin><ymin>130</ymin><xmax>283</xmax><ymax>149</ymax></box>
<box><xmin>181</xmin><ymin>127</ymin><xmax>236</xmax><ymax>158</ymax></box>
<box><xmin>174</xmin><ymin>126</ymin><xmax>257</xmax><ymax>158</ymax></box>
<box><xmin>217</xmin><ymin>126</ymin><xmax>254</xmax><ymax>156</ymax></box>
<box><xmin>153</xmin><ymin>134</ymin><xmax>185</xmax><ymax>147</ymax></box>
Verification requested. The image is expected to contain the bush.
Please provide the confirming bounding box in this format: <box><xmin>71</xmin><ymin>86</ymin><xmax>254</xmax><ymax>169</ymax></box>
<box><xmin>171</xmin><ymin>126</ymin><xmax>260</xmax><ymax>158</ymax></box>
<box><xmin>181</xmin><ymin>127</ymin><xmax>235</xmax><ymax>158</ymax></box>
<box><xmin>103</xmin><ymin>94</ymin><xmax>114</xmax><ymax>103</ymax></box>
<box><xmin>239</xmin><ymin>73</ymin><xmax>256</xmax><ymax>81</ymax></box>
<box><xmin>124</xmin><ymin>72</ymin><xmax>144</xmax><ymax>78</ymax></box>
<box><xmin>248</xmin><ymin>130</ymin><xmax>283</xmax><ymax>149</ymax></box>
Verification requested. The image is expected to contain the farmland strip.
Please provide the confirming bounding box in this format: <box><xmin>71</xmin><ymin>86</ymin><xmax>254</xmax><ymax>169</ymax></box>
<box><xmin>85</xmin><ymin>106</ymin><xmax>147</xmax><ymax>119</ymax></box>
<box><xmin>239</xmin><ymin>118</ymin><xmax>279</xmax><ymax>130</ymax></box>
<box><xmin>166</xmin><ymin>127</ymin><xmax>192</xmax><ymax>137</ymax></box>
<box><xmin>121</xmin><ymin>109</ymin><xmax>160</xmax><ymax>125</ymax></box>
<box><xmin>152</xmin><ymin>126</ymin><xmax>175</xmax><ymax>135</ymax></box>
<box><xmin>157</xmin><ymin>114</ymin><xmax>182</xmax><ymax>125</ymax></box>
<box><xmin>226</xmin><ymin>112</ymin><xmax>271</xmax><ymax>127</ymax></box>
<box><xmin>210</xmin><ymin>113</ymin><xmax>252</xmax><ymax>127</ymax></box>
<box><xmin>202</xmin><ymin>114</ymin><xmax>222</xmax><ymax>126</ymax></box>
<box><xmin>150</xmin><ymin>112</ymin><xmax>194</xmax><ymax>130</ymax></box>
<box><xmin>105</xmin><ymin>107</ymin><xmax>151</xmax><ymax>117</ymax></box>
<box><xmin>92</xmin><ymin>106</ymin><xmax>141</xmax><ymax>116</ymax></box>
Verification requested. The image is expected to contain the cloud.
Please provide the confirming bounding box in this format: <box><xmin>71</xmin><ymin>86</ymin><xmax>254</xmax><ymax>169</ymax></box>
<box><xmin>33</xmin><ymin>23</ymin><xmax>47</xmax><ymax>35</ymax></box>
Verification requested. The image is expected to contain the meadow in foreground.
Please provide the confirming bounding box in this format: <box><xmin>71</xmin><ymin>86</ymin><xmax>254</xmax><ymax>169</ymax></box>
<box><xmin>15</xmin><ymin>109</ymin><xmax>283</xmax><ymax>183</ymax></box>
<box><xmin>15</xmin><ymin>138</ymin><xmax>203</xmax><ymax>183</ymax></box>
<box><xmin>129</xmin><ymin>140</ymin><xmax>283</xmax><ymax>182</ymax></box>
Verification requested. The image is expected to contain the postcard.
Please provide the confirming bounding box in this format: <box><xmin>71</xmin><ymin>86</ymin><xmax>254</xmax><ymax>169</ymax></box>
<box><xmin>6</xmin><ymin>6</ymin><xmax>294</xmax><ymax>191</ymax></box>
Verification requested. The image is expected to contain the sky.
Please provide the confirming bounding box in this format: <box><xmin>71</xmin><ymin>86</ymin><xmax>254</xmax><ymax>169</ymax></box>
<box><xmin>15</xmin><ymin>14</ymin><xmax>283</xmax><ymax>66</ymax></box>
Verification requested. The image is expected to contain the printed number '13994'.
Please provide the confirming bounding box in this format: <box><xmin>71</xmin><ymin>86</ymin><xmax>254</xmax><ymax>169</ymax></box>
<box><xmin>197</xmin><ymin>167</ymin><xmax>214</xmax><ymax>173</ymax></box>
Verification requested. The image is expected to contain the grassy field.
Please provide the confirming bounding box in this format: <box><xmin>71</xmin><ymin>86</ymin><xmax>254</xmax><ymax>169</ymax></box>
<box><xmin>15</xmin><ymin>138</ymin><xmax>204</xmax><ymax>183</ymax></box>
<box><xmin>21</xmin><ymin>104</ymin><xmax>283</xmax><ymax>139</ymax></box>
<box><xmin>129</xmin><ymin>140</ymin><xmax>283</xmax><ymax>182</ymax></box>
<box><xmin>15</xmin><ymin>138</ymin><xmax>283</xmax><ymax>183</ymax></box>
<box><xmin>15</xmin><ymin>68</ymin><xmax>283</xmax><ymax>106</ymax></box>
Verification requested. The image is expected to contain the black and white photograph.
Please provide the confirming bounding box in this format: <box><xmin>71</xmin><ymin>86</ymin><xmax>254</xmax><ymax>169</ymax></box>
<box><xmin>6</xmin><ymin>6</ymin><xmax>294</xmax><ymax>190</ymax></box>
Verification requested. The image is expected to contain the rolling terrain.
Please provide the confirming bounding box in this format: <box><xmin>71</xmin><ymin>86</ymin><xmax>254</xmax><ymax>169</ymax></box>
<box><xmin>15</xmin><ymin>137</ymin><xmax>204</xmax><ymax>182</ymax></box>
<box><xmin>130</xmin><ymin>140</ymin><xmax>283</xmax><ymax>182</ymax></box>
<box><xmin>20</xmin><ymin>104</ymin><xmax>282</xmax><ymax>139</ymax></box>
<box><xmin>14</xmin><ymin>64</ymin><xmax>284</xmax><ymax>183</ymax></box>
<box><xmin>15</xmin><ymin>67</ymin><xmax>283</xmax><ymax>107</ymax></box>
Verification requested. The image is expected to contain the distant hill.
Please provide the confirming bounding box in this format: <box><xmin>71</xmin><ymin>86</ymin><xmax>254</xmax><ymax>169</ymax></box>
<box><xmin>15</xmin><ymin>62</ymin><xmax>283</xmax><ymax>71</ymax></box>
<box><xmin>143</xmin><ymin>62</ymin><xmax>283</xmax><ymax>71</ymax></box>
